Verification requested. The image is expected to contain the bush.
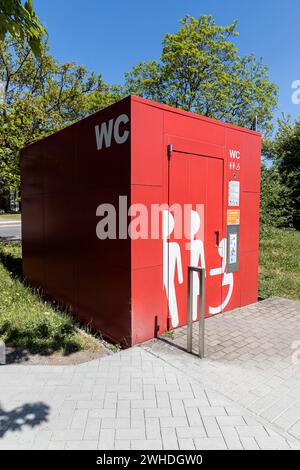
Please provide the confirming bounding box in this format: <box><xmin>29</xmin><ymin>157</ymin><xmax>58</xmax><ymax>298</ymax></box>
<box><xmin>260</xmin><ymin>164</ymin><xmax>295</xmax><ymax>230</ymax></box>
<box><xmin>263</xmin><ymin>119</ymin><xmax>300</xmax><ymax>230</ymax></box>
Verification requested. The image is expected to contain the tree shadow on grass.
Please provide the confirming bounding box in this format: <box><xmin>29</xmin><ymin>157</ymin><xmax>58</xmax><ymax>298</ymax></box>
<box><xmin>0</xmin><ymin>245</ymin><xmax>22</xmax><ymax>279</ymax></box>
<box><xmin>0</xmin><ymin>402</ymin><xmax>50</xmax><ymax>438</ymax></box>
<box><xmin>0</xmin><ymin>246</ymin><xmax>81</xmax><ymax>358</ymax></box>
<box><xmin>1</xmin><ymin>330</ymin><xmax>81</xmax><ymax>360</ymax></box>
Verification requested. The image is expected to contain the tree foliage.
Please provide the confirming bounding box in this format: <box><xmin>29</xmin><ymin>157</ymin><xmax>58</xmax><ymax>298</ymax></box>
<box><xmin>263</xmin><ymin>118</ymin><xmax>300</xmax><ymax>230</ymax></box>
<box><xmin>0</xmin><ymin>36</ymin><xmax>122</xmax><ymax>189</ymax></box>
<box><xmin>260</xmin><ymin>163</ymin><xmax>295</xmax><ymax>230</ymax></box>
<box><xmin>124</xmin><ymin>15</ymin><xmax>278</xmax><ymax>134</ymax></box>
<box><xmin>0</xmin><ymin>0</ymin><xmax>46</xmax><ymax>56</ymax></box>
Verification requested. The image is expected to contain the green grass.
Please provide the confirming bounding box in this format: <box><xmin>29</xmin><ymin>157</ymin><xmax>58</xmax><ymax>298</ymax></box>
<box><xmin>161</xmin><ymin>330</ymin><xmax>175</xmax><ymax>340</ymax></box>
<box><xmin>0</xmin><ymin>242</ymin><xmax>98</xmax><ymax>355</ymax></box>
<box><xmin>0</xmin><ymin>213</ymin><xmax>21</xmax><ymax>220</ymax></box>
<box><xmin>259</xmin><ymin>226</ymin><xmax>300</xmax><ymax>300</ymax></box>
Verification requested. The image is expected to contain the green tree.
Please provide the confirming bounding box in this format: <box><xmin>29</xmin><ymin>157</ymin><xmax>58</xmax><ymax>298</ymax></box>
<box><xmin>0</xmin><ymin>0</ymin><xmax>46</xmax><ymax>56</ymax></box>
<box><xmin>260</xmin><ymin>163</ymin><xmax>295</xmax><ymax>230</ymax></box>
<box><xmin>264</xmin><ymin>118</ymin><xmax>300</xmax><ymax>230</ymax></box>
<box><xmin>0</xmin><ymin>36</ymin><xmax>122</xmax><ymax>189</ymax></box>
<box><xmin>124</xmin><ymin>15</ymin><xmax>278</xmax><ymax>134</ymax></box>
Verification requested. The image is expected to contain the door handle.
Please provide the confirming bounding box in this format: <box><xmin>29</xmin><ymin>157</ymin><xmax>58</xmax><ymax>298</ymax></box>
<box><xmin>215</xmin><ymin>231</ymin><xmax>219</xmax><ymax>246</ymax></box>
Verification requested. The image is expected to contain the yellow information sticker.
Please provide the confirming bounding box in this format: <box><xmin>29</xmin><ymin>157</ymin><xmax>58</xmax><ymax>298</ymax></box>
<box><xmin>227</xmin><ymin>209</ymin><xmax>240</xmax><ymax>226</ymax></box>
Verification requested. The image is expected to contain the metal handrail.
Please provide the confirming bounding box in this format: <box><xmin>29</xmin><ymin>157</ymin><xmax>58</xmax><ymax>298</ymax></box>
<box><xmin>187</xmin><ymin>267</ymin><xmax>205</xmax><ymax>358</ymax></box>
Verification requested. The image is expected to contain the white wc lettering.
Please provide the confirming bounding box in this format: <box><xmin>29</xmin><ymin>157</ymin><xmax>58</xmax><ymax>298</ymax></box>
<box><xmin>95</xmin><ymin>114</ymin><xmax>129</xmax><ymax>150</ymax></box>
<box><xmin>229</xmin><ymin>150</ymin><xmax>240</xmax><ymax>160</ymax></box>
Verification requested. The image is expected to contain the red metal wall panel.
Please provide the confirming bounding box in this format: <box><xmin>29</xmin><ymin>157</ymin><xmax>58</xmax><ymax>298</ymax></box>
<box><xmin>22</xmin><ymin>97</ymin><xmax>132</xmax><ymax>346</ymax></box>
<box><xmin>21</xmin><ymin>195</ymin><xmax>45</xmax><ymax>289</ymax></box>
<box><xmin>130</xmin><ymin>100</ymin><xmax>166</xmax><ymax>344</ymax></box>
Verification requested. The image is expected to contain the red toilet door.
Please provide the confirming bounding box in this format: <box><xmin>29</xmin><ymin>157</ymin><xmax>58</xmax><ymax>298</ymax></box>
<box><xmin>167</xmin><ymin>150</ymin><xmax>224</xmax><ymax>328</ymax></box>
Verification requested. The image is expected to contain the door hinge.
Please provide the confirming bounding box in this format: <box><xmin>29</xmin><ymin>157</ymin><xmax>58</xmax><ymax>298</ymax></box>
<box><xmin>167</xmin><ymin>144</ymin><xmax>173</xmax><ymax>160</ymax></box>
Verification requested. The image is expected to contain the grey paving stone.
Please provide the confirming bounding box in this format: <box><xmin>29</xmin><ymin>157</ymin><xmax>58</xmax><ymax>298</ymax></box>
<box><xmin>170</xmin><ymin>399</ymin><xmax>186</xmax><ymax>417</ymax></box>
<box><xmin>89</xmin><ymin>409</ymin><xmax>116</xmax><ymax>419</ymax></box>
<box><xmin>273</xmin><ymin>405</ymin><xmax>300</xmax><ymax>431</ymax></box>
<box><xmin>289</xmin><ymin>420</ymin><xmax>300</xmax><ymax>439</ymax></box>
<box><xmin>217</xmin><ymin>416</ymin><xmax>245</xmax><ymax>426</ymax></box>
<box><xmin>202</xmin><ymin>417</ymin><xmax>222</xmax><ymax>437</ymax></box>
<box><xmin>131</xmin><ymin>399</ymin><xmax>157</xmax><ymax>409</ymax></box>
<box><xmin>71</xmin><ymin>409</ymin><xmax>88</xmax><ymax>429</ymax></box>
<box><xmin>51</xmin><ymin>430</ymin><xmax>84</xmax><ymax>441</ymax></box>
<box><xmin>176</xmin><ymin>426</ymin><xmax>207</xmax><ymax>439</ymax></box>
<box><xmin>131</xmin><ymin>439</ymin><xmax>163</xmax><ymax>450</ymax></box>
<box><xmin>48</xmin><ymin>441</ymin><xmax>66</xmax><ymax>450</ymax></box>
<box><xmin>199</xmin><ymin>406</ymin><xmax>227</xmax><ymax>417</ymax></box>
<box><xmin>160</xmin><ymin>416</ymin><xmax>189</xmax><ymax>428</ymax></box>
<box><xmin>98</xmin><ymin>429</ymin><xmax>115</xmax><ymax>450</ymax></box>
<box><xmin>130</xmin><ymin>409</ymin><xmax>145</xmax><ymax>429</ymax></box>
<box><xmin>255</xmin><ymin>436</ymin><xmax>291</xmax><ymax>450</ymax></box>
<box><xmin>145</xmin><ymin>407</ymin><xmax>172</xmax><ymax>418</ymax></box>
<box><xmin>178</xmin><ymin>438</ymin><xmax>195</xmax><ymax>450</ymax></box>
<box><xmin>114</xmin><ymin>440</ymin><xmax>131</xmax><ymax>450</ymax></box>
<box><xmin>116</xmin><ymin>428</ymin><xmax>146</xmax><ymax>440</ymax></box>
<box><xmin>145</xmin><ymin>417</ymin><xmax>160</xmax><ymax>440</ymax></box>
<box><xmin>161</xmin><ymin>428</ymin><xmax>179</xmax><ymax>450</ymax></box>
<box><xmin>84</xmin><ymin>419</ymin><xmax>101</xmax><ymax>441</ymax></box>
<box><xmin>101</xmin><ymin>417</ymin><xmax>131</xmax><ymax>429</ymax></box>
<box><xmin>185</xmin><ymin>408</ymin><xmax>203</xmax><ymax>426</ymax></box>
<box><xmin>239</xmin><ymin>437</ymin><xmax>260</xmax><ymax>450</ymax></box>
<box><xmin>235</xmin><ymin>425</ymin><xmax>269</xmax><ymax>438</ymax></box>
<box><xmin>194</xmin><ymin>437</ymin><xmax>227</xmax><ymax>450</ymax></box>
<box><xmin>65</xmin><ymin>440</ymin><xmax>97</xmax><ymax>450</ymax></box>
<box><xmin>224</xmin><ymin>437</ymin><xmax>243</xmax><ymax>450</ymax></box>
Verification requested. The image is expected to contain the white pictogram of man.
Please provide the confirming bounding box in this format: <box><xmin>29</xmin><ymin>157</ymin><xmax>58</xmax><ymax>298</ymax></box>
<box><xmin>189</xmin><ymin>210</ymin><xmax>205</xmax><ymax>321</ymax></box>
<box><xmin>163</xmin><ymin>211</ymin><xmax>183</xmax><ymax>328</ymax></box>
<box><xmin>209</xmin><ymin>238</ymin><xmax>234</xmax><ymax>315</ymax></box>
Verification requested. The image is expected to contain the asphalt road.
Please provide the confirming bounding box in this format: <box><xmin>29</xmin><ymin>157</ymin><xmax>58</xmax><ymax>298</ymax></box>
<box><xmin>0</xmin><ymin>219</ymin><xmax>22</xmax><ymax>242</ymax></box>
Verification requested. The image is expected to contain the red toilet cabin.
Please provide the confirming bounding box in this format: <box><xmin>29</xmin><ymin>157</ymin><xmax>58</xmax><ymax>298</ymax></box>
<box><xmin>21</xmin><ymin>95</ymin><xmax>261</xmax><ymax>347</ymax></box>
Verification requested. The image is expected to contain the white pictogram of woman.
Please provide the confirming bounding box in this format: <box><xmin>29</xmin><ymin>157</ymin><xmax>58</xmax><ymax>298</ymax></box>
<box><xmin>189</xmin><ymin>210</ymin><xmax>205</xmax><ymax>321</ymax></box>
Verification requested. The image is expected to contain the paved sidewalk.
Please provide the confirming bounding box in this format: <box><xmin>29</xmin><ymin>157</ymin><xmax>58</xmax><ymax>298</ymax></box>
<box><xmin>143</xmin><ymin>297</ymin><xmax>300</xmax><ymax>443</ymax></box>
<box><xmin>0</xmin><ymin>219</ymin><xmax>21</xmax><ymax>242</ymax></box>
<box><xmin>0</xmin><ymin>350</ymin><xmax>299</xmax><ymax>449</ymax></box>
<box><xmin>0</xmin><ymin>297</ymin><xmax>299</xmax><ymax>450</ymax></box>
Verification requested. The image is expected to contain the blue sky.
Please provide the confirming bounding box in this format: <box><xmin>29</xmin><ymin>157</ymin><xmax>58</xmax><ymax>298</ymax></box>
<box><xmin>34</xmin><ymin>0</ymin><xmax>299</xmax><ymax>124</ymax></box>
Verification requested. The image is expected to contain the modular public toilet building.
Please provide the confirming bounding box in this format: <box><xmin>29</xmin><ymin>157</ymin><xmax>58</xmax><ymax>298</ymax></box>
<box><xmin>21</xmin><ymin>96</ymin><xmax>261</xmax><ymax>347</ymax></box>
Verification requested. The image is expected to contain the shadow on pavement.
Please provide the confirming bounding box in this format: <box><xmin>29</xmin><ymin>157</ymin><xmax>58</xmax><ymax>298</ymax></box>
<box><xmin>0</xmin><ymin>402</ymin><xmax>50</xmax><ymax>438</ymax></box>
<box><xmin>158</xmin><ymin>336</ymin><xmax>189</xmax><ymax>353</ymax></box>
<box><xmin>0</xmin><ymin>236</ymin><xmax>20</xmax><ymax>244</ymax></box>
<box><xmin>4</xmin><ymin>347</ymin><xmax>30</xmax><ymax>364</ymax></box>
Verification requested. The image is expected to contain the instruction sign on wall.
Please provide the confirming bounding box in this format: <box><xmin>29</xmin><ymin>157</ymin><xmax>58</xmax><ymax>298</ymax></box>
<box><xmin>229</xmin><ymin>233</ymin><xmax>238</xmax><ymax>264</ymax></box>
<box><xmin>227</xmin><ymin>209</ymin><xmax>240</xmax><ymax>226</ymax></box>
<box><xmin>228</xmin><ymin>181</ymin><xmax>240</xmax><ymax>207</ymax></box>
<box><xmin>226</xmin><ymin>225</ymin><xmax>240</xmax><ymax>273</ymax></box>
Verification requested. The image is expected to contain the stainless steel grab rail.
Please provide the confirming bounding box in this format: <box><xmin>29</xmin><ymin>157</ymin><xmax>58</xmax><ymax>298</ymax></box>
<box><xmin>187</xmin><ymin>267</ymin><xmax>205</xmax><ymax>358</ymax></box>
